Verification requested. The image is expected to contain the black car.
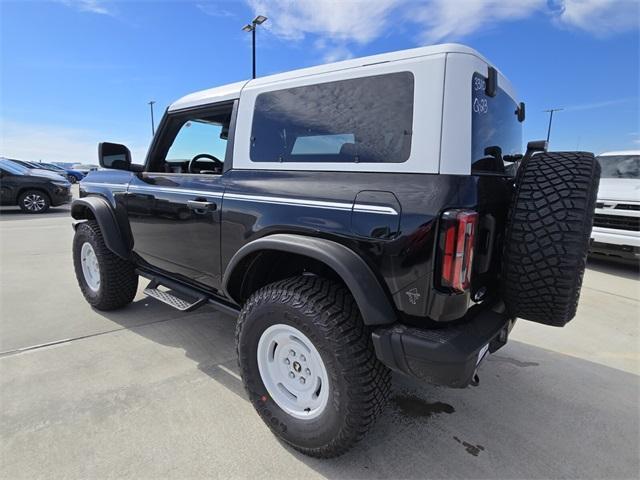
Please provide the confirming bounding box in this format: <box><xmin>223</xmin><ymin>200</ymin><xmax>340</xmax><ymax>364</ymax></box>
<box><xmin>0</xmin><ymin>158</ymin><xmax>72</xmax><ymax>213</ymax></box>
<box><xmin>70</xmin><ymin>44</ymin><xmax>600</xmax><ymax>457</ymax></box>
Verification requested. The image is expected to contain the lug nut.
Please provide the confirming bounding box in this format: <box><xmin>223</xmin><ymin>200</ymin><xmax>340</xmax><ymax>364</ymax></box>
<box><xmin>284</xmin><ymin>358</ymin><xmax>290</xmax><ymax>365</ymax></box>
<box><xmin>289</xmin><ymin>372</ymin><xmax>295</xmax><ymax>379</ymax></box>
<box><xmin>289</xmin><ymin>350</ymin><xmax>296</xmax><ymax>357</ymax></box>
<box><xmin>300</xmin><ymin>355</ymin><xmax>306</xmax><ymax>362</ymax></box>
<box><xmin>305</xmin><ymin>368</ymin><xmax>311</xmax><ymax>375</ymax></box>
<box><xmin>299</xmin><ymin>377</ymin><xmax>306</xmax><ymax>384</ymax></box>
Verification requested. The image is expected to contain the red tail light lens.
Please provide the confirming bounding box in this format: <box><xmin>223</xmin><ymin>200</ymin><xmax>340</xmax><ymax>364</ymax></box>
<box><xmin>439</xmin><ymin>210</ymin><xmax>478</xmax><ymax>293</ymax></box>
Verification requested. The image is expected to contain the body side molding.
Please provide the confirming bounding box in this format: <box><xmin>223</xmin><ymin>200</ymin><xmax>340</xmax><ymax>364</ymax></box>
<box><xmin>222</xmin><ymin>234</ymin><xmax>397</xmax><ymax>325</ymax></box>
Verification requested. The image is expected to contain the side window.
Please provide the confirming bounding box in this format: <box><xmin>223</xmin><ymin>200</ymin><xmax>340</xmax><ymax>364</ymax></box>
<box><xmin>250</xmin><ymin>71</ymin><xmax>414</xmax><ymax>163</ymax></box>
<box><xmin>155</xmin><ymin>105</ymin><xmax>233</xmax><ymax>174</ymax></box>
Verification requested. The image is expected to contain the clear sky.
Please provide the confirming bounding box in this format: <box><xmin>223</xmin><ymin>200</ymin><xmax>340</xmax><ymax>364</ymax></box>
<box><xmin>1</xmin><ymin>0</ymin><xmax>638</xmax><ymax>164</ymax></box>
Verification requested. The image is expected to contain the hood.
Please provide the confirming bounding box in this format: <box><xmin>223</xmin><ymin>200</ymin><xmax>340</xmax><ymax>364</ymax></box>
<box><xmin>29</xmin><ymin>168</ymin><xmax>68</xmax><ymax>181</ymax></box>
<box><xmin>597</xmin><ymin>178</ymin><xmax>640</xmax><ymax>202</ymax></box>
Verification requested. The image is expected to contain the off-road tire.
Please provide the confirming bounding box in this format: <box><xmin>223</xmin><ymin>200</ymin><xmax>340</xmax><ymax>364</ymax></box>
<box><xmin>73</xmin><ymin>221</ymin><xmax>138</xmax><ymax>310</ymax></box>
<box><xmin>236</xmin><ymin>275</ymin><xmax>391</xmax><ymax>458</ymax></box>
<box><xmin>502</xmin><ymin>151</ymin><xmax>600</xmax><ymax>326</ymax></box>
<box><xmin>18</xmin><ymin>189</ymin><xmax>50</xmax><ymax>213</ymax></box>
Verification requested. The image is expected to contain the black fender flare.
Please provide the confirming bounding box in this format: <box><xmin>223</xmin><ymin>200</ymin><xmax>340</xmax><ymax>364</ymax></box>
<box><xmin>222</xmin><ymin>234</ymin><xmax>397</xmax><ymax>325</ymax></box>
<box><xmin>71</xmin><ymin>197</ymin><xmax>129</xmax><ymax>260</ymax></box>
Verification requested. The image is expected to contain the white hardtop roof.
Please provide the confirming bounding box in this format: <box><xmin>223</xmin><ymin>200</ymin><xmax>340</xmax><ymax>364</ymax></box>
<box><xmin>598</xmin><ymin>150</ymin><xmax>640</xmax><ymax>156</ymax></box>
<box><xmin>169</xmin><ymin>43</ymin><xmax>491</xmax><ymax>112</ymax></box>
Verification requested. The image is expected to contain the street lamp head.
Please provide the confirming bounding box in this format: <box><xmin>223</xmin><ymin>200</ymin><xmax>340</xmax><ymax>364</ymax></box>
<box><xmin>253</xmin><ymin>15</ymin><xmax>267</xmax><ymax>25</ymax></box>
<box><xmin>242</xmin><ymin>24</ymin><xmax>254</xmax><ymax>32</ymax></box>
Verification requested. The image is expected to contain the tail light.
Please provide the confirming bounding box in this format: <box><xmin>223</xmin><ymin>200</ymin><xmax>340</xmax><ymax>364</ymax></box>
<box><xmin>438</xmin><ymin>210</ymin><xmax>478</xmax><ymax>293</ymax></box>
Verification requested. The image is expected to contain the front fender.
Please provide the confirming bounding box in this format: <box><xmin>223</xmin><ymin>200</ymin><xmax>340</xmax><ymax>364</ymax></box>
<box><xmin>71</xmin><ymin>197</ymin><xmax>130</xmax><ymax>259</ymax></box>
<box><xmin>223</xmin><ymin>234</ymin><xmax>397</xmax><ymax>325</ymax></box>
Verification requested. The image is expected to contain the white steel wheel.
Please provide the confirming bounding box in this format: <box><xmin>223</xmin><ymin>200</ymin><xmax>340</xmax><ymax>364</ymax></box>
<box><xmin>257</xmin><ymin>323</ymin><xmax>330</xmax><ymax>420</ymax></box>
<box><xmin>80</xmin><ymin>242</ymin><xmax>101</xmax><ymax>292</ymax></box>
<box><xmin>22</xmin><ymin>193</ymin><xmax>46</xmax><ymax>212</ymax></box>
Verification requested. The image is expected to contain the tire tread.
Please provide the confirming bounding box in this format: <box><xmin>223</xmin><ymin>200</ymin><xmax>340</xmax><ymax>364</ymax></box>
<box><xmin>236</xmin><ymin>275</ymin><xmax>391</xmax><ymax>458</ymax></box>
<box><xmin>502</xmin><ymin>151</ymin><xmax>600</xmax><ymax>326</ymax></box>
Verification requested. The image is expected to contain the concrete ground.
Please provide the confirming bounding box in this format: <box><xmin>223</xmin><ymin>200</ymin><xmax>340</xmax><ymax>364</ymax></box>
<box><xmin>1</xmin><ymin>187</ymin><xmax>639</xmax><ymax>479</ymax></box>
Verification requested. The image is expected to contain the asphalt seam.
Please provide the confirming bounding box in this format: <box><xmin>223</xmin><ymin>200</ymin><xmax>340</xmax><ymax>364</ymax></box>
<box><xmin>0</xmin><ymin>316</ymin><xmax>180</xmax><ymax>359</ymax></box>
<box><xmin>581</xmin><ymin>285</ymin><xmax>639</xmax><ymax>302</ymax></box>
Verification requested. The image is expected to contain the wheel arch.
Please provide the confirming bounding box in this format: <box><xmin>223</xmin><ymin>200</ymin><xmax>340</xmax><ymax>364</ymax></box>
<box><xmin>71</xmin><ymin>196</ymin><xmax>130</xmax><ymax>260</ymax></box>
<box><xmin>222</xmin><ymin>234</ymin><xmax>397</xmax><ymax>326</ymax></box>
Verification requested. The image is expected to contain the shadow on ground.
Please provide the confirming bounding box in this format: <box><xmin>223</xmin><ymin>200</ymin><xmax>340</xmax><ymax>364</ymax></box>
<box><xmin>95</xmin><ymin>292</ymin><xmax>640</xmax><ymax>480</ymax></box>
<box><xmin>0</xmin><ymin>206</ymin><xmax>71</xmax><ymax>220</ymax></box>
<box><xmin>587</xmin><ymin>255</ymin><xmax>639</xmax><ymax>279</ymax></box>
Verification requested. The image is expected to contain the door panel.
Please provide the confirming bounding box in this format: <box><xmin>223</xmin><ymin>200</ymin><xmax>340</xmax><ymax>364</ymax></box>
<box><xmin>127</xmin><ymin>173</ymin><xmax>224</xmax><ymax>289</ymax></box>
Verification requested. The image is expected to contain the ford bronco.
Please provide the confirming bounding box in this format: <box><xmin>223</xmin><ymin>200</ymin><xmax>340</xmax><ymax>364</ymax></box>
<box><xmin>71</xmin><ymin>44</ymin><xmax>600</xmax><ymax>457</ymax></box>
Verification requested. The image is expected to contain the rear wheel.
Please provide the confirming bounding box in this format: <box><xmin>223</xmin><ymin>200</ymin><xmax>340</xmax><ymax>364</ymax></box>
<box><xmin>236</xmin><ymin>275</ymin><xmax>391</xmax><ymax>458</ymax></box>
<box><xmin>73</xmin><ymin>221</ymin><xmax>138</xmax><ymax>310</ymax></box>
<box><xmin>18</xmin><ymin>190</ymin><xmax>50</xmax><ymax>213</ymax></box>
<box><xmin>67</xmin><ymin>175</ymin><xmax>77</xmax><ymax>184</ymax></box>
<box><xmin>502</xmin><ymin>151</ymin><xmax>600</xmax><ymax>326</ymax></box>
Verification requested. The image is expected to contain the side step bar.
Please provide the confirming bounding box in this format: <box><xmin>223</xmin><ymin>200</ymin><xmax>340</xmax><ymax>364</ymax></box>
<box><xmin>137</xmin><ymin>269</ymin><xmax>240</xmax><ymax>316</ymax></box>
<box><xmin>144</xmin><ymin>279</ymin><xmax>208</xmax><ymax>312</ymax></box>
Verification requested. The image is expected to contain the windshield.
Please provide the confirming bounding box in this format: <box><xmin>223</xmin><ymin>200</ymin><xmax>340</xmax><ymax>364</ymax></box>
<box><xmin>597</xmin><ymin>155</ymin><xmax>639</xmax><ymax>179</ymax></box>
<box><xmin>471</xmin><ymin>72</ymin><xmax>522</xmax><ymax>176</ymax></box>
<box><xmin>0</xmin><ymin>159</ymin><xmax>30</xmax><ymax>175</ymax></box>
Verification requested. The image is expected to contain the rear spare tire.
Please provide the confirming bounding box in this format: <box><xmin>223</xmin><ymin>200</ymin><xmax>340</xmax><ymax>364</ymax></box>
<box><xmin>502</xmin><ymin>151</ymin><xmax>600</xmax><ymax>326</ymax></box>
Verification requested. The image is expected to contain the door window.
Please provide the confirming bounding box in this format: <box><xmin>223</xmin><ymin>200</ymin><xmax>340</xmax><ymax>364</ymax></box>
<box><xmin>151</xmin><ymin>104</ymin><xmax>233</xmax><ymax>174</ymax></box>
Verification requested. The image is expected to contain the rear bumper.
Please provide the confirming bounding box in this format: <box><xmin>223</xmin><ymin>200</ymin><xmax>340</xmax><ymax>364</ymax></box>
<box><xmin>591</xmin><ymin>227</ymin><xmax>640</xmax><ymax>247</ymax></box>
<box><xmin>372</xmin><ymin>307</ymin><xmax>515</xmax><ymax>388</ymax></box>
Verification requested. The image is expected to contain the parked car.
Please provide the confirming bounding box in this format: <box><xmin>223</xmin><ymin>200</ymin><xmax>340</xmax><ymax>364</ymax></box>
<box><xmin>34</xmin><ymin>162</ymin><xmax>84</xmax><ymax>183</ymax></box>
<box><xmin>5</xmin><ymin>158</ymin><xmax>69</xmax><ymax>182</ymax></box>
<box><xmin>71</xmin><ymin>164</ymin><xmax>99</xmax><ymax>175</ymax></box>
<box><xmin>590</xmin><ymin>150</ymin><xmax>640</xmax><ymax>263</ymax></box>
<box><xmin>71</xmin><ymin>44</ymin><xmax>600</xmax><ymax>457</ymax></box>
<box><xmin>0</xmin><ymin>158</ymin><xmax>72</xmax><ymax>213</ymax></box>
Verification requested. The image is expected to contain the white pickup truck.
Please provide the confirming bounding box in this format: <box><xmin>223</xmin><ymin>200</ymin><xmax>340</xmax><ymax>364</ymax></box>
<box><xmin>590</xmin><ymin>150</ymin><xmax>640</xmax><ymax>263</ymax></box>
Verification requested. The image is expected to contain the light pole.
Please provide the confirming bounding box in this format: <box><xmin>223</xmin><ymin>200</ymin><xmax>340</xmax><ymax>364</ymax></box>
<box><xmin>242</xmin><ymin>15</ymin><xmax>268</xmax><ymax>79</ymax></box>
<box><xmin>148</xmin><ymin>100</ymin><xmax>156</xmax><ymax>136</ymax></box>
<box><xmin>543</xmin><ymin>108</ymin><xmax>564</xmax><ymax>144</ymax></box>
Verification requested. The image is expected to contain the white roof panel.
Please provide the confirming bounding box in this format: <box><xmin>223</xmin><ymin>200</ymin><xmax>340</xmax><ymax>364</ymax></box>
<box><xmin>169</xmin><ymin>43</ymin><xmax>491</xmax><ymax>112</ymax></box>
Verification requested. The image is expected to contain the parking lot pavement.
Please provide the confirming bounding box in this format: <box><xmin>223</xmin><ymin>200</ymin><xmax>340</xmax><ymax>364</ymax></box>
<box><xmin>1</xmin><ymin>198</ymin><xmax>639</xmax><ymax>479</ymax></box>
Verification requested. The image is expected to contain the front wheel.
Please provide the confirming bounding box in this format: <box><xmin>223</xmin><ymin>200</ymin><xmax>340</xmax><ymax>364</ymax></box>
<box><xmin>67</xmin><ymin>175</ymin><xmax>77</xmax><ymax>184</ymax></box>
<box><xmin>18</xmin><ymin>190</ymin><xmax>50</xmax><ymax>213</ymax></box>
<box><xmin>236</xmin><ymin>276</ymin><xmax>391</xmax><ymax>458</ymax></box>
<box><xmin>73</xmin><ymin>221</ymin><xmax>138</xmax><ymax>310</ymax></box>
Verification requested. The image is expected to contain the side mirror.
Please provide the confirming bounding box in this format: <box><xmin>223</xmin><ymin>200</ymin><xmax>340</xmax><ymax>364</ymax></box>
<box><xmin>98</xmin><ymin>142</ymin><xmax>132</xmax><ymax>170</ymax></box>
<box><xmin>516</xmin><ymin>102</ymin><xmax>525</xmax><ymax>122</ymax></box>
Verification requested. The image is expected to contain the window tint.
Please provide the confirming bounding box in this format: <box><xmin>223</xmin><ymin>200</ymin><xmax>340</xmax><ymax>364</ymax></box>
<box><xmin>250</xmin><ymin>72</ymin><xmax>414</xmax><ymax>163</ymax></box>
<box><xmin>471</xmin><ymin>72</ymin><xmax>522</xmax><ymax>175</ymax></box>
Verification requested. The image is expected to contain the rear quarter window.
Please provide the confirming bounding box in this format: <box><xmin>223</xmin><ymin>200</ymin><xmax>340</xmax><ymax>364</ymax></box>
<box><xmin>250</xmin><ymin>72</ymin><xmax>414</xmax><ymax>163</ymax></box>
